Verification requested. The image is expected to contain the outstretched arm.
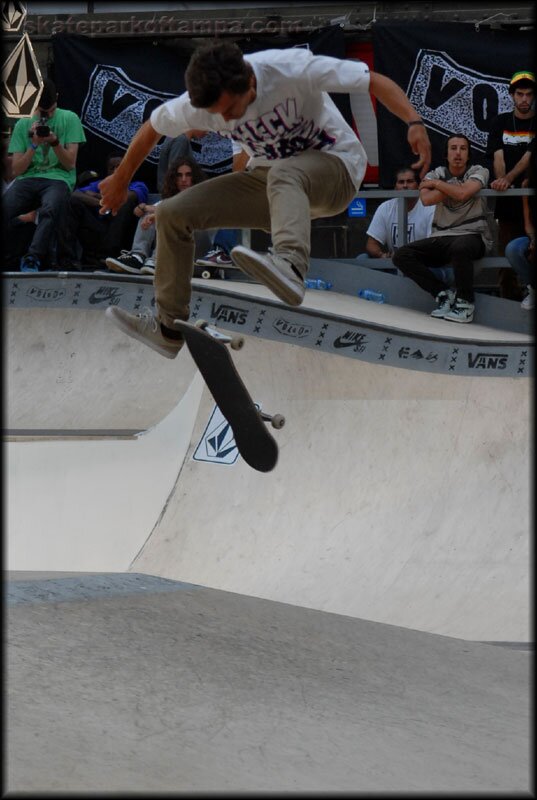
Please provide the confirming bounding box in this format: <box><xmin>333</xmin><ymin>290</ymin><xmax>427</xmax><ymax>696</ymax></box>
<box><xmin>369</xmin><ymin>71</ymin><xmax>432</xmax><ymax>178</ymax></box>
<box><xmin>99</xmin><ymin>120</ymin><xmax>161</xmax><ymax>216</ymax></box>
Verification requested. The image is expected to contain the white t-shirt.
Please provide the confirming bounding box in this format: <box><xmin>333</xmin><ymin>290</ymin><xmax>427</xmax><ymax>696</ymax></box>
<box><xmin>366</xmin><ymin>198</ymin><xmax>434</xmax><ymax>251</ymax></box>
<box><xmin>150</xmin><ymin>48</ymin><xmax>370</xmax><ymax>190</ymax></box>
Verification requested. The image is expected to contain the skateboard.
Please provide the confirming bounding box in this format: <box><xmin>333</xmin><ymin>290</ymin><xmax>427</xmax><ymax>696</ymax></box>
<box><xmin>193</xmin><ymin>264</ymin><xmax>242</xmax><ymax>281</ymax></box>
<box><xmin>173</xmin><ymin>318</ymin><xmax>285</xmax><ymax>472</ymax></box>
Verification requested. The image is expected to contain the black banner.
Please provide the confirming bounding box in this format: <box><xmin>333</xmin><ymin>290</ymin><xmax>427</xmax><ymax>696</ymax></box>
<box><xmin>52</xmin><ymin>26</ymin><xmax>351</xmax><ymax>192</ymax></box>
<box><xmin>372</xmin><ymin>22</ymin><xmax>534</xmax><ymax>186</ymax></box>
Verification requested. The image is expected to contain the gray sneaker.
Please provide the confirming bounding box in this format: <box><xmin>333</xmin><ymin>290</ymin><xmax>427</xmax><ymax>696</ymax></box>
<box><xmin>430</xmin><ymin>288</ymin><xmax>456</xmax><ymax>318</ymax></box>
<box><xmin>105</xmin><ymin>306</ymin><xmax>183</xmax><ymax>358</ymax></box>
<box><xmin>443</xmin><ymin>298</ymin><xmax>475</xmax><ymax>324</ymax></box>
<box><xmin>230</xmin><ymin>246</ymin><xmax>305</xmax><ymax>306</ymax></box>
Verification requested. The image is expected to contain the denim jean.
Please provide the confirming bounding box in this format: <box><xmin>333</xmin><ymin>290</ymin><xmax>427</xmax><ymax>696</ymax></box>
<box><xmin>504</xmin><ymin>236</ymin><xmax>532</xmax><ymax>287</ymax></box>
<box><xmin>3</xmin><ymin>177</ymin><xmax>70</xmax><ymax>264</ymax></box>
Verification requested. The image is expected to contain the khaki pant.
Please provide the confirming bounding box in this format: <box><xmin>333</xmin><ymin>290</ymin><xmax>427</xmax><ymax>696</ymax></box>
<box><xmin>154</xmin><ymin>150</ymin><xmax>357</xmax><ymax>327</ymax></box>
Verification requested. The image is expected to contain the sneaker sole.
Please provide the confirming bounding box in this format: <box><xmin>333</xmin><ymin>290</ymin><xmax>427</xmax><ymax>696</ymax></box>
<box><xmin>105</xmin><ymin>257</ymin><xmax>143</xmax><ymax>274</ymax></box>
<box><xmin>443</xmin><ymin>314</ymin><xmax>474</xmax><ymax>323</ymax></box>
<box><xmin>430</xmin><ymin>309</ymin><xmax>450</xmax><ymax>318</ymax></box>
<box><xmin>105</xmin><ymin>306</ymin><xmax>180</xmax><ymax>359</ymax></box>
<box><xmin>230</xmin><ymin>246</ymin><xmax>304</xmax><ymax>306</ymax></box>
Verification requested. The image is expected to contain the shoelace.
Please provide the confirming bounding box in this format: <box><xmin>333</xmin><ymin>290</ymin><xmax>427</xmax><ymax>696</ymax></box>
<box><xmin>136</xmin><ymin>308</ymin><xmax>159</xmax><ymax>332</ymax></box>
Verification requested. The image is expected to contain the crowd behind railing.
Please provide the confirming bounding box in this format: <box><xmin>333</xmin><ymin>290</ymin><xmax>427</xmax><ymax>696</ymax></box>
<box><xmin>2</xmin><ymin>60</ymin><xmax>535</xmax><ymax>329</ymax></box>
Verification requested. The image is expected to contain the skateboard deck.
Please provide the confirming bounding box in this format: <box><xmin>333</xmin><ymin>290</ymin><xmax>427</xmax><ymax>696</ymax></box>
<box><xmin>174</xmin><ymin>319</ymin><xmax>280</xmax><ymax>472</ymax></box>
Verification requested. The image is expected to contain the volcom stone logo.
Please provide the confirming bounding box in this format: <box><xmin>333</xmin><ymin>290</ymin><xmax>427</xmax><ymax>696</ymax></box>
<box><xmin>407</xmin><ymin>50</ymin><xmax>512</xmax><ymax>151</ymax></box>
<box><xmin>26</xmin><ymin>286</ymin><xmax>66</xmax><ymax>302</ymax></box>
<box><xmin>81</xmin><ymin>65</ymin><xmax>176</xmax><ymax>162</ymax></box>
<box><xmin>273</xmin><ymin>318</ymin><xmax>312</xmax><ymax>338</ymax></box>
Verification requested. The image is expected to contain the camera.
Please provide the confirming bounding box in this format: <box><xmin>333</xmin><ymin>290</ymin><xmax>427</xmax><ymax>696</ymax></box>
<box><xmin>29</xmin><ymin>117</ymin><xmax>50</xmax><ymax>138</ymax></box>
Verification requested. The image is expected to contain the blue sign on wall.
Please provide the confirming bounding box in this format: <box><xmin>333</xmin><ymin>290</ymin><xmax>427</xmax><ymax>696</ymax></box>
<box><xmin>347</xmin><ymin>198</ymin><xmax>366</xmax><ymax>217</ymax></box>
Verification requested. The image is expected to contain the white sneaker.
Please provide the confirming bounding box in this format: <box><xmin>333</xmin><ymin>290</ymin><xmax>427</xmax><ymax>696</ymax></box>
<box><xmin>141</xmin><ymin>257</ymin><xmax>156</xmax><ymax>276</ymax></box>
<box><xmin>521</xmin><ymin>285</ymin><xmax>534</xmax><ymax>311</ymax></box>
<box><xmin>230</xmin><ymin>246</ymin><xmax>305</xmax><ymax>306</ymax></box>
<box><xmin>444</xmin><ymin>298</ymin><xmax>475</xmax><ymax>324</ymax></box>
<box><xmin>430</xmin><ymin>288</ymin><xmax>456</xmax><ymax>318</ymax></box>
<box><xmin>105</xmin><ymin>306</ymin><xmax>183</xmax><ymax>358</ymax></box>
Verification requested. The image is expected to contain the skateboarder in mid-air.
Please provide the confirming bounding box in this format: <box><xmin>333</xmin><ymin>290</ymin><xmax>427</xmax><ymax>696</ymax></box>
<box><xmin>101</xmin><ymin>40</ymin><xmax>431</xmax><ymax>359</ymax></box>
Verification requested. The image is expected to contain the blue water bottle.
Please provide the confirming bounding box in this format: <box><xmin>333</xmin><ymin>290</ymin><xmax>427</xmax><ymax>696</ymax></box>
<box><xmin>358</xmin><ymin>288</ymin><xmax>385</xmax><ymax>303</ymax></box>
<box><xmin>304</xmin><ymin>278</ymin><xmax>333</xmax><ymax>290</ymax></box>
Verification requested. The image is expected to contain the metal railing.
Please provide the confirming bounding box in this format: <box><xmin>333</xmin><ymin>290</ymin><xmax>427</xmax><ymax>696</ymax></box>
<box><xmin>354</xmin><ymin>187</ymin><xmax>534</xmax><ymax>248</ymax></box>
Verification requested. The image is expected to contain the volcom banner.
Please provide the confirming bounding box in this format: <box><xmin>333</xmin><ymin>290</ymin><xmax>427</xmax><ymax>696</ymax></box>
<box><xmin>52</xmin><ymin>26</ymin><xmax>351</xmax><ymax>191</ymax></box>
<box><xmin>372</xmin><ymin>22</ymin><xmax>533</xmax><ymax>187</ymax></box>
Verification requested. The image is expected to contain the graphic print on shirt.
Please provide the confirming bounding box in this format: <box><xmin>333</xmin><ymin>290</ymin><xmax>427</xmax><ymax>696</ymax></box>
<box><xmin>227</xmin><ymin>98</ymin><xmax>336</xmax><ymax>159</ymax></box>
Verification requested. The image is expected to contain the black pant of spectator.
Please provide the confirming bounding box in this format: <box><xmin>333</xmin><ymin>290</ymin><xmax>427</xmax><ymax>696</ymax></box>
<box><xmin>63</xmin><ymin>194</ymin><xmax>138</xmax><ymax>265</ymax></box>
<box><xmin>392</xmin><ymin>234</ymin><xmax>485</xmax><ymax>303</ymax></box>
<box><xmin>2</xmin><ymin>177</ymin><xmax>70</xmax><ymax>268</ymax></box>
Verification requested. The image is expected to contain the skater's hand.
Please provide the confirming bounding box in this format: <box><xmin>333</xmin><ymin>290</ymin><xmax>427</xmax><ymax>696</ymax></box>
<box><xmin>98</xmin><ymin>173</ymin><xmax>129</xmax><ymax>216</ymax></box>
<box><xmin>408</xmin><ymin>123</ymin><xmax>432</xmax><ymax>179</ymax></box>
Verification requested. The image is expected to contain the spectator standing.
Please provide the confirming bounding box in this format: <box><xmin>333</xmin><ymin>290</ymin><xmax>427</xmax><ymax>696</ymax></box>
<box><xmin>487</xmin><ymin>70</ymin><xmax>535</xmax><ymax>296</ymax></box>
<box><xmin>504</xmin><ymin>142</ymin><xmax>536</xmax><ymax>309</ymax></box>
<box><xmin>100</xmin><ymin>41</ymin><xmax>431</xmax><ymax>359</ymax></box>
<box><xmin>105</xmin><ymin>157</ymin><xmax>209</xmax><ymax>274</ymax></box>
<box><xmin>3</xmin><ymin>78</ymin><xmax>86</xmax><ymax>272</ymax></box>
<box><xmin>393</xmin><ymin>135</ymin><xmax>491</xmax><ymax>324</ymax></box>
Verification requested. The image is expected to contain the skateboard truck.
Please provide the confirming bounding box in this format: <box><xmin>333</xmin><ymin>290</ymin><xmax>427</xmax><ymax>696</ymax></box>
<box><xmin>194</xmin><ymin>319</ymin><xmax>286</xmax><ymax>430</ymax></box>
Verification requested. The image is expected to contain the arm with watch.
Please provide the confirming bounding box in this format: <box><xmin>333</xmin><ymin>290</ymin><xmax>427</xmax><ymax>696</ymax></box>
<box><xmin>369</xmin><ymin>71</ymin><xmax>432</xmax><ymax>178</ymax></box>
<box><xmin>20</xmin><ymin>121</ymin><xmax>79</xmax><ymax>171</ymax></box>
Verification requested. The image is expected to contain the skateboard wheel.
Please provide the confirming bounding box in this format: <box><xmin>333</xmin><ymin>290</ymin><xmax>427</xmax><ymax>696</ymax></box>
<box><xmin>195</xmin><ymin>319</ymin><xmax>208</xmax><ymax>330</ymax></box>
<box><xmin>271</xmin><ymin>414</ymin><xmax>285</xmax><ymax>429</ymax></box>
<box><xmin>230</xmin><ymin>336</ymin><xmax>245</xmax><ymax>351</ymax></box>
<box><xmin>201</xmin><ymin>269</ymin><xmax>211</xmax><ymax>280</ymax></box>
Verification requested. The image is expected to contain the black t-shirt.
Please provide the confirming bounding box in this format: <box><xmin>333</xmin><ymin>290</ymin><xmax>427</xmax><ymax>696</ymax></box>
<box><xmin>486</xmin><ymin>111</ymin><xmax>535</xmax><ymax>185</ymax></box>
<box><xmin>487</xmin><ymin>112</ymin><xmax>535</xmax><ymax>223</ymax></box>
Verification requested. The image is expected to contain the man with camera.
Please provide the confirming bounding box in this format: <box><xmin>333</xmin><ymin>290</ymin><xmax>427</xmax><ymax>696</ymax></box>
<box><xmin>4</xmin><ymin>78</ymin><xmax>86</xmax><ymax>272</ymax></box>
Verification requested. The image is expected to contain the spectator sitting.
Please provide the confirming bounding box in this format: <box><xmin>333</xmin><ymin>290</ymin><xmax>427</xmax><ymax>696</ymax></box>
<box><xmin>61</xmin><ymin>151</ymin><xmax>148</xmax><ymax>269</ymax></box>
<box><xmin>3</xmin><ymin>77</ymin><xmax>86</xmax><ymax>272</ymax></box>
<box><xmin>104</xmin><ymin>157</ymin><xmax>209</xmax><ymax>275</ymax></box>
<box><xmin>356</xmin><ymin>165</ymin><xmax>453</xmax><ymax>285</ymax></box>
<box><xmin>392</xmin><ymin>134</ymin><xmax>491</xmax><ymax>324</ymax></box>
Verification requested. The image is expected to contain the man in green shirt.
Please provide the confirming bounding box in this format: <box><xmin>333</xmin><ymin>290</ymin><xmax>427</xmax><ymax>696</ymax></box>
<box><xmin>4</xmin><ymin>78</ymin><xmax>86</xmax><ymax>271</ymax></box>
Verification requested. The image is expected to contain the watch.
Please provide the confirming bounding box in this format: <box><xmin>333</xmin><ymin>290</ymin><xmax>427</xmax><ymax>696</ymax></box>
<box><xmin>50</xmin><ymin>137</ymin><xmax>60</xmax><ymax>147</ymax></box>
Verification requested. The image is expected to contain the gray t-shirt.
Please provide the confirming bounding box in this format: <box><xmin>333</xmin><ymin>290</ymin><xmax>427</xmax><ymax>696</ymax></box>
<box><xmin>426</xmin><ymin>164</ymin><xmax>492</xmax><ymax>250</ymax></box>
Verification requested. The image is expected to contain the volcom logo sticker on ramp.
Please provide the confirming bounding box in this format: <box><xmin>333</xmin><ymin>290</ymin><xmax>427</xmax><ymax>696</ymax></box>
<box><xmin>193</xmin><ymin>403</ymin><xmax>261</xmax><ymax>466</ymax></box>
<box><xmin>193</xmin><ymin>405</ymin><xmax>239</xmax><ymax>465</ymax></box>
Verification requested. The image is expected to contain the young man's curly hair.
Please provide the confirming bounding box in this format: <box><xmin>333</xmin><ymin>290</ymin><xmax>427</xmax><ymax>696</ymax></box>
<box><xmin>161</xmin><ymin>157</ymin><xmax>206</xmax><ymax>199</ymax></box>
<box><xmin>185</xmin><ymin>41</ymin><xmax>253</xmax><ymax>108</ymax></box>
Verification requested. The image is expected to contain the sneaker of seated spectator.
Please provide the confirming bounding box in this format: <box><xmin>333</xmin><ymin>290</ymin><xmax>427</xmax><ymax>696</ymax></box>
<box><xmin>195</xmin><ymin>245</ymin><xmax>233</xmax><ymax>267</ymax></box>
<box><xmin>521</xmin><ymin>285</ymin><xmax>535</xmax><ymax>310</ymax></box>
<box><xmin>106</xmin><ymin>249</ymin><xmax>146</xmax><ymax>274</ymax></box>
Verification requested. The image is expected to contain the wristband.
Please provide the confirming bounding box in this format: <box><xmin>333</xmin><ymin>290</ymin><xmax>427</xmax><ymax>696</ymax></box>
<box><xmin>407</xmin><ymin>120</ymin><xmax>425</xmax><ymax>127</ymax></box>
<box><xmin>30</xmin><ymin>143</ymin><xmax>38</xmax><ymax>150</ymax></box>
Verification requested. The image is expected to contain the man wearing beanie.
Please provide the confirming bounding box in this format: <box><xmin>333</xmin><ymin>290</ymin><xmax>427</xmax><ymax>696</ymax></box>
<box><xmin>4</xmin><ymin>78</ymin><xmax>86</xmax><ymax>272</ymax></box>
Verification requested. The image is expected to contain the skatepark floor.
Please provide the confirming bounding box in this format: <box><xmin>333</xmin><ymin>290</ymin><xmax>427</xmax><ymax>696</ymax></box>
<box><xmin>6</xmin><ymin>571</ymin><xmax>531</xmax><ymax>794</ymax></box>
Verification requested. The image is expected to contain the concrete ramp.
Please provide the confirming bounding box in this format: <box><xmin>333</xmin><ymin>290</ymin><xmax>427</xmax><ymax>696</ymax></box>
<box><xmin>134</xmin><ymin>336</ymin><xmax>531</xmax><ymax>642</ymax></box>
<box><xmin>5</xmin><ymin>273</ymin><xmax>532</xmax><ymax>792</ymax></box>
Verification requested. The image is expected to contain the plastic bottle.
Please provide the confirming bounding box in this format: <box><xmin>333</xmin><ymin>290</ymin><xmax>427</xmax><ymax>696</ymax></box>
<box><xmin>358</xmin><ymin>288</ymin><xmax>385</xmax><ymax>304</ymax></box>
<box><xmin>304</xmin><ymin>278</ymin><xmax>333</xmax><ymax>290</ymax></box>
